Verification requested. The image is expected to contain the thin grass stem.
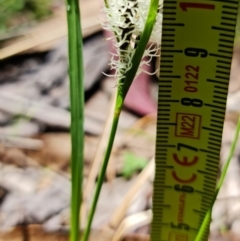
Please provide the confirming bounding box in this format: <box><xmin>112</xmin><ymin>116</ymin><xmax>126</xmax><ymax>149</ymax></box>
<box><xmin>65</xmin><ymin>0</ymin><xmax>84</xmax><ymax>241</ymax></box>
<box><xmin>195</xmin><ymin>117</ymin><xmax>240</xmax><ymax>241</ymax></box>
<box><xmin>82</xmin><ymin>1</ymin><xmax>159</xmax><ymax>240</ymax></box>
<box><xmin>81</xmin><ymin>94</ymin><xmax>121</xmax><ymax>241</ymax></box>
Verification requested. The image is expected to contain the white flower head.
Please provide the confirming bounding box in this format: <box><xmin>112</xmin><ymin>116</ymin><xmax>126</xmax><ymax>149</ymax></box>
<box><xmin>102</xmin><ymin>0</ymin><xmax>162</xmax><ymax>83</ymax></box>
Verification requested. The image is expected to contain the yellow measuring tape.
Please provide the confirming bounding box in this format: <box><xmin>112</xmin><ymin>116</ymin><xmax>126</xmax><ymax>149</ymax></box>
<box><xmin>152</xmin><ymin>0</ymin><xmax>239</xmax><ymax>240</ymax></box>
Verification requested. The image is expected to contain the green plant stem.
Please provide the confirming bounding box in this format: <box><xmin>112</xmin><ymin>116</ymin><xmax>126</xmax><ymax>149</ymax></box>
<box><xmin>82</xmin><ymin>1</ymin><xmax>159</xmax><ymax>241</ymax></box>
<box><xmin>66</xmin><ymin>1</ymin><xmax>84</xmax><ymax>241</ymax></box>
<box><xmin>195</xmin><ymin>117</ymin><xmax>240</xmax><ymax>241</ymax></box>
<box><xmin>81</xmin><ymin>93</ymin><xmax>123</xmax><ymax>241</ymax></box>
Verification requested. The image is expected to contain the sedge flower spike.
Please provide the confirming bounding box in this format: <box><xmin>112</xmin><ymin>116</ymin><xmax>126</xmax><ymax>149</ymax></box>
<box><xmin>102</xmin><ymin>0</ymin><xmax>162</xmax><ymax>85</ymax></box>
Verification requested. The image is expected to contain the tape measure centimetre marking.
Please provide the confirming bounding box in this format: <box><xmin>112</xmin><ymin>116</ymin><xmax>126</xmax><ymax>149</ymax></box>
<box><xmin>152</xmin><ymin>1</ymin><xmax>239</xmax><ymax>241</ymax></box>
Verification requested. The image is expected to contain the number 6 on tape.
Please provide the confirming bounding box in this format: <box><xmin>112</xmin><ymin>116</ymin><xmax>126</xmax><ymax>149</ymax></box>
<box><xmin>151</xmin><ymin>0</ymin><xmax>239</xmax><ymax>241</ymax></box>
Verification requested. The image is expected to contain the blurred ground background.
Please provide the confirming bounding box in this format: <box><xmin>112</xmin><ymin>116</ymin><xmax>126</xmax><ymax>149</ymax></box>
<box><xmin>1</xmin><ymin>0</ymin><xmax>240</xmax><ymax>240</ymax></box>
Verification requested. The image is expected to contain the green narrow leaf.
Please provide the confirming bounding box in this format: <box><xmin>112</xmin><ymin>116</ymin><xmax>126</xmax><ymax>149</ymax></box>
<box><xmin>65</xmin><ymin>0</ymin><xmax>84</xmax><ymax>241</ymax></box>
<box><xmin>195</xmin><ymin>117</ymin><xmax>240</xmax><ymax>241</ymax></box>
<box><xmin>121</xmin><ymin>0</ymin><xmax>159</xmax><ymax>99</ymax></box>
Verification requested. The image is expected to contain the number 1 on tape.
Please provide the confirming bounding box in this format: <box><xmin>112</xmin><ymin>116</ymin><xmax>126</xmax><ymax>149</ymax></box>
<box><xmin>151</xmin><ymin>0</ymin><xmax>239</xmax><ymax>241</ymax></box>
